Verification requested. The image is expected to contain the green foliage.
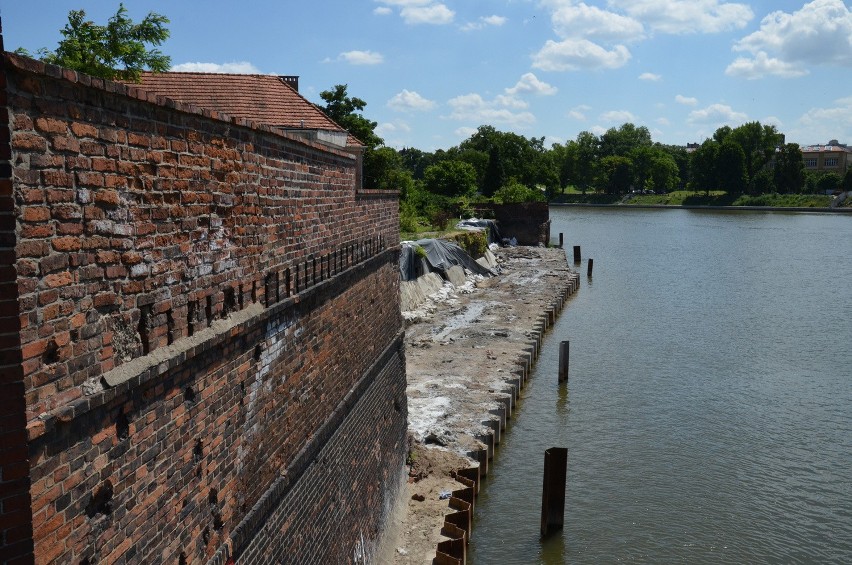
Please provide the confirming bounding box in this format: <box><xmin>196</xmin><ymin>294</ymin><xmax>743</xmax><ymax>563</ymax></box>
<box><xmin>596</xmin><ymin>156</ymin><xmax>633</xmax><ymax>194</ymax></box>
<box><xmin>731</xmin><ymin>193</ymin><xmax>833</xmax><ymax>207</ymax></box>
<box><xmin>815</xmin><ymin>172</ymin><xmax>842</xmax><ymax>194</ymax></box>
<box><xmin>843</xmin><ymin>169</ymin><xmax>852</xmax><ymax>193</ymax></box>
<box><xmin>423</xmin><ymin>160</ymin><xmax>478</xmax><ymax>198</ymax></box>
<box><xmin>318</xmin><ymin>84</ymin><xmax>382</xmax><ymax>148</ymax></box>
<box><xmin>774</xmin><ymin>143</ymin><xmax>805</xmax><ymax>194</ymax></box>
<box><xmin>453</xmin><ymin>231</ymin><xmax>488</xmax><ymax>259</ymax></box>
<box><xmin>599</xmin><ymin>123</ymin><xmax>652</xmax><ymax>158</ymax></box>
<box><xmin>492</xmin><ymin>180</ymin><xmax>545</xmax><ymax>203</ymax></box>
<box><xmin>18</xmin><ymin>3</ymin><xmax>170</xmax><ymax>82</ymax></box>
<box><xmin>716</xmin><ymin>141</ymin><xmax>747</xmax><ymax>194</ymax></box>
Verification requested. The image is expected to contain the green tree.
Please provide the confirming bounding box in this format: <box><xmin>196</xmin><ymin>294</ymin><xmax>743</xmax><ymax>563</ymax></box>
<box><xmin>842</xmin><ymin>168</ymin><xmax>852</xmax><ymax>193</ymax></box>
<box><xmin>422</xmin><ymin>160</ymin><xmax>478</xmax><ymax>198</ymax></box>
<box><xmin>716</xmin><ymin>141</ymin><xmax>747</xmax><ymax>194</ymax></box>
<box><xmin>690</xmin><ymin>140</ymin><xmax>719</xmax><ymax>195</ymax></box>
<box><xmin>728</xmin><ymin>122</ymin><xmax>784</xmax><ymax>194</ymax></box>
<box><xmin>816</xmin><ymin>172</ymin><xmax>842</xmax><ymax>194</ymax></box>
<box><xmin>599</xmin><ymin>123</ymin><xmax>652</xmax><ymax>158</ymax></box>
<box><xmin>16</xmin><ymin>3</ymin><xmax>170</xmax><ymax>82</ymax></box>
<box><xmin>596</xmin><ymin>156</ymin><xmax>633</xmax><ymax>194</ymax></box>
<box><xmin>318</xmin><ymin>84</ymin><xmax>382</xmax><ymax>148</ymax></box>
<box><xmin>573</xmin><ymin>131</ymin><xmax>600</xmax><ymax>193</ymax></box>
<box><xmin>492</xmin><ymin>179</ymin><xmax>546</xmax><ymax>203</ymax></box>
<box><xmin>773</xmin><ymin>143</ymin><xmax>804</xmax><ymax>194</ymax></box>
<box><xmin>483</xmin><ymin>145</ymin><xmax>505</xmax><ymax>197</ymax></box>
<box><xmin>399</xmin><ymin>147</ymin><xmax>436</xmax><ymax>180</ymax></box>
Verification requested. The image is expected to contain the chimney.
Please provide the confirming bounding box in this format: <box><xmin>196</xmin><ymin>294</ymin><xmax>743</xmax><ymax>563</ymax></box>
<box><xmin>279</xmin><ymin>76</ymin><xmax>299</xmax><ymax>92</ymax></box>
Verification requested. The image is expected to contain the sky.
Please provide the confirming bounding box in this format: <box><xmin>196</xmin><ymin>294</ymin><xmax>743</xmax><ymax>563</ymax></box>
<box><xmin>2</xmin><ymin>0</ymin><xmax>852</xmax><ymax>151</ymax></box>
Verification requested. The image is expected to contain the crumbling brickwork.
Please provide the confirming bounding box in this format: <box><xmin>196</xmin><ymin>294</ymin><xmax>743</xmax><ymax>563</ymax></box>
<box><xmin>1</xmin><ymin>43</ymin><xmax>404</xmax><ymax>565</ymax></box>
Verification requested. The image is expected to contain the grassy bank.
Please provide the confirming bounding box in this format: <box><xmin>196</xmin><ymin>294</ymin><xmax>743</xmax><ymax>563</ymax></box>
<box><xmin>552</xmin><ymin>190</ymin><xmax>840</xmax><ymax>208</ymax></box>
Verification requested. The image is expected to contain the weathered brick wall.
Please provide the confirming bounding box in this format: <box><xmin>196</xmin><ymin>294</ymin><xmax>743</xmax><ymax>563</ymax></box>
<box><xmin>2</xmin><ymin>48</ymin><xmax>404</xmax><ymax>565</ymax></box>
<box><xmin>0</xmin><ymin>25</ymin><xmax>36</xmax><ymax>565</ymax></box>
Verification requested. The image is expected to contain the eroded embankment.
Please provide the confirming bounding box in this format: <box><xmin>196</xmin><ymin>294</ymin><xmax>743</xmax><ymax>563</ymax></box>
<box><xmin>380</xmin><ymin>246</ymin><xmax>579</xmax><ymax>564</ymax></box>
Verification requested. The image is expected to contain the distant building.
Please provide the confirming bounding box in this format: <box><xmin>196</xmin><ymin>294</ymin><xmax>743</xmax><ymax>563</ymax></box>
<box><xmin>800</xmin><ymin>140</ymin><xmax>851</xmax><ymax>173</ymax></box>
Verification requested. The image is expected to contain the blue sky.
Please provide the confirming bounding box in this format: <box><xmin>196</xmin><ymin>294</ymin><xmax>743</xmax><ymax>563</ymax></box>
<box><xmin>3</xmin><ymin>0</ymin><xmax>852</xmax><ymax>151</ymax></box>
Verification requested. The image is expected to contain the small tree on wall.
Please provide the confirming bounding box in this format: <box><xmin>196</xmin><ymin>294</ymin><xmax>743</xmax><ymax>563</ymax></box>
<box><xmin>15</xmin><ymin>3</ymin><xmax>170</xmax><ymax>83</ymax></box>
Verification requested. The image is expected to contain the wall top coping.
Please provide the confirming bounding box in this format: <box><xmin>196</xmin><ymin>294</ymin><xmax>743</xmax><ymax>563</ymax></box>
<box><xmin>1</xmin><ymin>51</ymin><xmax>356</xmax><ymax>162</ymax></box>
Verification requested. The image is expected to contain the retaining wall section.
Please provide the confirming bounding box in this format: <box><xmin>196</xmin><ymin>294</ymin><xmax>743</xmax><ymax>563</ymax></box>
<box><xmin>2</xmin><ymin>47</ymin><xmax>404</xmax><ymax>565</ymax></box>
<box><xmin>472</xmin><ymin>202</ymin><xmax>551</xmax><ymax>246</ymax></box>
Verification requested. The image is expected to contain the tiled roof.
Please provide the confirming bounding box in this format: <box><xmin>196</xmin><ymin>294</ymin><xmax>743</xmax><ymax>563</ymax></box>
<box><xmin>135</xmin><ymin>72</ymin><xmax>363</xmax><ymax>147</ymax></box>
<box><xmin>802</xmin><ymin>144</ymin><xmax>851</xmax><ymax>153</ymax></box>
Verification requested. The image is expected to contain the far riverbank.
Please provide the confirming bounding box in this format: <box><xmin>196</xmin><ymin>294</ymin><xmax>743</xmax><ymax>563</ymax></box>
<box><xmin>551</xmin><ymin>202</ymin><xmax>852</xmax><ymax>213</ymax></box>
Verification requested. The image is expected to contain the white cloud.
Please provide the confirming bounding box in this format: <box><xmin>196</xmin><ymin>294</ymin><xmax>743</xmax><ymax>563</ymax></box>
<box><xmin>338</xmin><ymin>50</ymin><xmax>384</xmax><ymax>65</ymax></box>
<box><xmin>639</xmin><ymin>72</ymin><xmax>661</xmax><ymax>81</ymax></box>
<box><xmin>762</xmin><ymin>116</ymin><xmax>783</xmax><ymax>129</ymax></box>
<box><xmin>171</xmin><ymin>61</ymin><xmax>261</xmax><ymax>73</ymax></box>
<box><xmin>656</xmin><ymin>117</ymin><xmax>671</xmax><ymax>126</ymax></box>
<box><xmin>374</xmin><ymin>6</ymin><xmax>392</xmax><ymax>15</ymax></box>
<box><xmin>610</xmin><ymin>0</ymin><xmax>753</xmax><ymax>35</ymax></box>
<box><xmin>728</xmin><ymin>0</ymin><xmax>852</xmax><ymax>78</ymax></box>
<box><xmin>387</xmin><ymin>89</ymin><xmax>436</xmax><ymax>112</ymax></box>
<box><xmin>725</xmin><ymin>52</ymin><xmax>808</xmax><ymax>79</ymax></box>
<box><xmin>532</xmin><ymin>38</ymin><xmax>631</xmax><ymax>71</ymax></box>
<box><xmin>551</xmin><ymin>2</ymin><xmax>645</xmax><ymax>42</ymax></box>
<box><xmin>505</xmin><ymin>73</ymin><xmax>558</xmax><ymax>96</ymax></box>
<box><xmin>376</xmin><ymin>120</ymin><xmax>412</xmax><ymax>136</ymax></box>
<box><xmin>600</xmin><ymin>110</ymin><xmax>638</xmax><ymax>123</ymax></box>
<box><xmin>454</xmin><ymin>126</ymin><xmax>478</xmax><ymax>139</ymax></box>
<box><xmin>790</xmin><ymin>96</ymin><xmax>852</xmax><ymax>144</ymax></box>
<box><xmin>374</xmin><ymin>0</ymin><xmax>454</xmax><ymax>24</ymax></box>
<box><xmin>687</xmin><ymin>103</ymin><xmax>748</xmax><ymax>125</ymax></box>
<box><xmin>495</xmin><ymin>95</ymin><xmax>529</xmax><ymax>110</ymax></box>
<box><xmin>675</xmin><ymin>94</ymin><xmax>699</xmax><ymax>106</ymax></box>
<box><xmin>446</xmin><ymin>93</ymin><xmax>536</xmax><ymax>128</ymax></box>
<box><xmin>373</xmin><ymin>0</ymin><xmax>455</xmax><ymax>25</ymax></box>
<box><xmin>461</xmin><ymin>14</ymin><xmax>507</xmax><ymax>31</ymax></box>
<box><xmin>568</xmin><ymin>104</ymin><xmax>591</xmax><ymax>121</ymax></box>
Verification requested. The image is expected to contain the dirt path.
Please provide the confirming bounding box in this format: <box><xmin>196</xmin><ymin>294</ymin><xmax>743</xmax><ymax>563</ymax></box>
<box><xmin>377</xmin><ymin>246</ymin><xmax>577</xmax><ymax>564</ymax></box>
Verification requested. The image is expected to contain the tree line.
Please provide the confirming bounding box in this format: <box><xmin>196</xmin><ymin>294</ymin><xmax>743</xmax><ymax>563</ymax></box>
<box><xmin>324</xmin><ymin>83</ymin><xmax>852</xmax><ymax>229</ymax></box>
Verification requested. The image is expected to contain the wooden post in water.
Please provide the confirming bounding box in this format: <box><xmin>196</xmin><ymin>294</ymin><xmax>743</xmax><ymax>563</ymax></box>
<box><xmin>587</xmin><ymin>258</ymin><xmax>594</xmax><ymax>277</ymax></box>
<box><xmin>558</xmin><ymin>341</ymin><xmax>569</xmax><ymax>383</ymax></box>
<box><xmin>558</xmin><ymin>233</ymin><xmax>564</xmax><ymax>248</ymax></box>
<box><xmin>573</xmin><ymin>245</ymin><xmax>581</xmax><ymax>263</ymax></box>
<box><xmin>540</xmin><ymin>447</ymin><xmax>568</xmax><ymax>538</ymax></box>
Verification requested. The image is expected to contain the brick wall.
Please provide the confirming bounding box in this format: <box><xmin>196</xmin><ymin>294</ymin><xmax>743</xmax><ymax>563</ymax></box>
<box><xmin>2</xmin><ymin>47</ymin><xmax>404</xmax><ymax>565</ymax></box>
<box><xmin>0</xmin><ymin>24</ymin><xmax>36</xmax><ymax>565</ymax></box>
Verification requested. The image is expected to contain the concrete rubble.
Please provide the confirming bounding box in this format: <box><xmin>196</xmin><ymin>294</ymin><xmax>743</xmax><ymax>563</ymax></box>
<box><xmin>378</xmin><ymin>245</ymin><xmax>579</xmax><ymax>564</ymax></box>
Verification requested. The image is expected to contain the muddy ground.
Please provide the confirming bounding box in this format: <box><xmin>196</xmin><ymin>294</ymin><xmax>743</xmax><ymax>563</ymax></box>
<box><xmin>377</xmin><ymin>246</ymin><xmax>576</xmax><ymax>564</ymax></box>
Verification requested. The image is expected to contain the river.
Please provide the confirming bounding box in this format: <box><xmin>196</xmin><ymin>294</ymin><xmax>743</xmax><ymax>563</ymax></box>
<box><xmin>468</xmin><ymin>207</ymin><xmax>852</xmax><ymax>564</ymax></box>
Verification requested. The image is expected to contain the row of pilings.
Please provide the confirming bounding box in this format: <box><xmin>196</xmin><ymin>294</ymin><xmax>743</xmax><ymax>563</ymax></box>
<box><xmin>433</xmin><ymin>268</ymin><xmax>582</xmax><ymax>564</ymax></box>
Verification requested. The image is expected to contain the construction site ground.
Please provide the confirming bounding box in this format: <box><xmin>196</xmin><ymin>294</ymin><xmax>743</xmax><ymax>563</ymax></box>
<box><xmin>377</xmin><ymin>246</ymin><xmax>576</xmax><ymax>564</ymax></box>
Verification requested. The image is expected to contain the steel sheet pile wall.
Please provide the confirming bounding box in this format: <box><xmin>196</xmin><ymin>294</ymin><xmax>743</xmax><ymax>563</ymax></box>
<box><xmin>1</xmin><ymin>44</ymin><xmax>404</xmax><ymax>565</ymax></box>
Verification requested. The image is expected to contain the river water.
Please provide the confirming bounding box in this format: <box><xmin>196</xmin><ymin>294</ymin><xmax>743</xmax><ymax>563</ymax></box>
<box><xmin>468</xmin><ymin>207</ymin><xmax>852</xmax><ymax>564</ymax></box>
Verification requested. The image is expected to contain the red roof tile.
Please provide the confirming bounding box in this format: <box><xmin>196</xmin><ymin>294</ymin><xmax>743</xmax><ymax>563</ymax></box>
<box><xmin>135</xmin><ymin>72</ymin><xmax>363</xmax><ymax>147</ymax></box>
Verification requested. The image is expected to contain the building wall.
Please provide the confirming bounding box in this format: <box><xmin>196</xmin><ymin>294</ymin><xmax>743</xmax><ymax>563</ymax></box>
<box><xmin>2</xmin><ymin>49</ymin><xmax>404</xmax><ymax>565</ymax></box>
<box><xmin>801</xmin><ymin>144</ymin><xmax>852</xmax><ymax>173</ymax></box>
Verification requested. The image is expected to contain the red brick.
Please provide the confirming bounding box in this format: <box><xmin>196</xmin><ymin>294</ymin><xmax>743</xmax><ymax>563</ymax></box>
<box><xmin>34</xmin><ymin>117</ymin><xmax>67</xmax><ymax>134</ymax></box>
